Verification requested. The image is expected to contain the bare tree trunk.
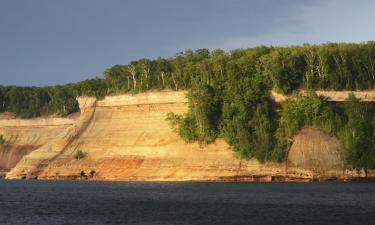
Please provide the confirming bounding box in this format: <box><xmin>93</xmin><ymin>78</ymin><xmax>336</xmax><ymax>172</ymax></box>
<box><xmin>129</xmin><ymin>65</ymin><xmax>137</xmax><ymax>91</ymax></box>
<box><xmin>305</xmin><ymin>50</ymin><xmax>316</xmax><ymax>89</ymax></box>
<box><xmin>317</xmin><ymin>55</ymin><xmax>325</xmax><ymax>78</ymax></box>
<box><xmin>161</xmin><ymin>71</ymin><xmax>166</xmax><ymax>87</ymax></box>
<box><xmin>142</xmin><ymin>65</ymin><xmax>150</xmax><ymax>89</ymax></box>
<box><xmin>171</xmin><ymin>72</ymin><xmax>178</xmax><ymax>91</ymax></box>
<box><xmin>339</xmin><ymin>53</ymin><xmax>350</xmax><ymax>87</ymax></box>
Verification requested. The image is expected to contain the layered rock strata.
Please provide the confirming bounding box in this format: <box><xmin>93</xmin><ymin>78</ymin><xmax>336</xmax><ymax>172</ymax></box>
<box><xmin>1</xmin><ymin>91</ymin><xmax>373</xmax><ymax>181</ymax></box>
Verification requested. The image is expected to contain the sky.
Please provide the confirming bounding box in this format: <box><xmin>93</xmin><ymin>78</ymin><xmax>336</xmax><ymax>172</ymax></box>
<box><xmin>0</xmin><ymin>0</ymin><xmax>375</xmax><ymax>86</ymax></box>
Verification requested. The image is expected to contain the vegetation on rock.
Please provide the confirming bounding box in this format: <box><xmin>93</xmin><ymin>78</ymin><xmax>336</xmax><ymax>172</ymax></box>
<box><xmin>1</xmin><ymin>42</ymin><xmax>375</xmax><ymax>118</ymax></box>
<box><xmin>0</xmin><ymin>135</ymin><xmax>4</xmax><ymax>146</ymax></box>
<box><xmin>339</xmin><ymin>94</ymin><xmax>375</xmax><ymax>170</ymax></box>
<box><xmin>274</xmin><ymin>93</ymin><xmax>335</xmax><ymax>161</ymax></box>
<box><xmin>2</xmin><ymin>42</ymin><xmax>375</xmax><ymax>169</ymax></box>
<box><xmin>74</xmin><ymin>150</ymin><xmax>86</xmax><ymax>160</ymax></box>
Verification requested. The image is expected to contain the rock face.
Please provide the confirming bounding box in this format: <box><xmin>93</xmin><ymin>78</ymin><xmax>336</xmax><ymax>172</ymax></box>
<box><xmin>288</xmin><ymin>127</ymin><xmax>344</xmax><ymax>178</ymax></box>
<box><xmin>271</xmin><ymin>90</ymin><xmax>375</xmax><ymax>103</ymax></box>
<box><xmin>4</xmin><ymin>97</ymin><xmax>96</xmax><ymax>179</ymax></box>
<box><xmin>37</xmin><ymin>92</ymin><xmax>275</xmax><ymax>181</ymax></box>
<box><xmin>1</xmin><ymin>91</ymin><xmax>372</xmax><ymax>181</ymax></box>
<box><xmin>0</xmin><ymin>118</ymin><xmax>74</xmax><ymax>172</ymax></box>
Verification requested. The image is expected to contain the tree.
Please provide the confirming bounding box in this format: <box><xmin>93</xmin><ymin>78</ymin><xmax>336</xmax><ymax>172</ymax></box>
<box><xmin>74</xmin><ymin>149</ymin><xmax>86</xmax><ymax>160</ymax></box>
<box><xmin>155</xmin><ymin>58</ymin><xmax>172</xmax><ymax>89</ymax></box>
<box><xmin>166</xmin><ymin>113</ymin><xmax>197</xmax><ymax>142</ymax></box>
<box><xmin>220</xmin><ymin>73</ymin><xmax>274</xmax><ymax>160</ymax></box>
<box><xmin>341</xmin><ymin>94</ymin><xmax>375</xmax><ymax>170</ymax></box>
<box><xmin>259</xmin><ymin>47</ymin><xmax>305</xmax><ymax>94</ymax></box>
<box><xmin>275</xmin><ymin>92</ymin><xmax>334</xmax><ymax>161</ymax></box>
<box><xmin>187</xmin><ymin>84</ymin><xmax>221</xmax><ymax>144</ymax></box>
<box><xmin>166</xmin><ymin>84</ymin><xmax>221</xmax><ymax>144</ymax></box>
<box><xmin>0</xmin><ymin>135</ymin><xmax>5</xmax><ymax>146</ymax></box>
<box><xmin>0</xmin><ymin>86</ymin><xmax>6</xmax><ymax>112</ymax></box>
<box><xmin>103</xmin><ymin>65</ymin><xmax>128</xmax><ymax>93</ymax></box>
<box><xmin>128</xmin><ymin>63</ymin><xmax>138</xmax><ymax>91</ymax></box>
<box><xmin>139</xmin><ymin>59</ymin><xmax>151</xmax><ymax>89</ymax></box>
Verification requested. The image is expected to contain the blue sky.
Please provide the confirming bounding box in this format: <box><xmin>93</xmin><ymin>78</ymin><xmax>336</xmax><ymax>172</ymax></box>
<box><xmin>1</xmin><ymin>0</ymin><xmax>375</xmax><ymax>86</ymax></box>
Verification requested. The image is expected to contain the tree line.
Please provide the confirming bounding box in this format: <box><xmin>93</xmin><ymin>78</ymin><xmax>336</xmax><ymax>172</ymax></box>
<box><xmin>169</xmin><ymin>88</ymin><xmax>375</xmax><ymax>170</ymax></box>
<box><xmin>1</xmin><ymin>42</ymin><xmax>375</xmax><ymax>170</ymax></box>
<box><xmin>2</xmin><ymin>42</ymin><xmax>375</xmax><ymax>118</ymax></box>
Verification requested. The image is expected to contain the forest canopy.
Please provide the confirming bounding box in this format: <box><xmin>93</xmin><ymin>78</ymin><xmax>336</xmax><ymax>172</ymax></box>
<box><xmin>1</xmin><ymin>42</ymin><xmax>375</xmax><ymax>168</ymax></box>
<box><xmin>1</xmin><ymin>42</ymin><xmax>375</xmax><ymax>118</ymax></box>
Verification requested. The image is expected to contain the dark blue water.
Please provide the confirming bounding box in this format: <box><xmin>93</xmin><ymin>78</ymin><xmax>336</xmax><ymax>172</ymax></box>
<box><xmin>0</xmin><ymin>181</ymin><xmax>374</xmax><ymax>225</ymax></box>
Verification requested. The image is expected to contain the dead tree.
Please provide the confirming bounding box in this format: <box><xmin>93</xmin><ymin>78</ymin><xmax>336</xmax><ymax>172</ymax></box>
<box><xmin>160</xmin><ymin>71</ymin><xmax>166</xmax><ymax>87</ymax></box>
<box><xmin>142</xmin><ymin>62</ymin><xmax>150</xmax><ymax>89</ymax></box>
<box><xmin>128</xmin><ymin>65</ymin><xmax>137</xmax><ymax>91</ymax></box>
<box><xmin>171</xmin><ymin>72</ymin><xmax>178</xmax><ymax>91</ymax></box>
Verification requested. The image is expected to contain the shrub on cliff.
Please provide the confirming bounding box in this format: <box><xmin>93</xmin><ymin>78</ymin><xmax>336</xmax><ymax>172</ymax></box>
<box><xmin>220</xmin><ymin>73</ymin><xmax>275</xmax><ymax>161</ymax></box>
<box><xmin>74</xmin><ymin>149</ymin><xmax>86</xmax><ymax>160</ymax></box>
<box><xmin>339</xmin><ymin>94</ymin><xmax>375</xmax><ymax>170</ymax></box>
<box><xmin>0</xmin><ymin>135</ymin><xmax>4</xmax><ymax>146</ymax></box>
<box><xmin>275</xmin><ymin>92</ymin><xmax>334</xmax><ymax>161</ymax></box>
<box><xmin>166</xmin><ymin>84</ymin><xmax>221</xmax><ymax>144</ymax></box>
<box><xmin>167</xmin><ymin>113</ymin><xmax>198</xmax><ymax>143</ymax></box>
<box><xmin>168</xmin><ymin>73</ymin><xmax>277</xmax><ymax>161</ymax></box>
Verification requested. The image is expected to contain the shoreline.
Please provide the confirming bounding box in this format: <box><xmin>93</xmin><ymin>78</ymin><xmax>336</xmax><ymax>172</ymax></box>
<box><xmin>2</xmin><ymin>172</ymin><xmax>375</xmax><ymax>183</ymax></box>
<box><xmin>2</xmin><ymin>91</ymin><xmax>375</xmax><ymax>182</ymax></box>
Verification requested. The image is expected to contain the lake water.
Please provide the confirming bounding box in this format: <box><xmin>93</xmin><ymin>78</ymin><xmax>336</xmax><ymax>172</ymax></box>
<box><xmin>0</xmin><ymin>181</ymin><xmax>374</xmax><ymax>225</ymax></box>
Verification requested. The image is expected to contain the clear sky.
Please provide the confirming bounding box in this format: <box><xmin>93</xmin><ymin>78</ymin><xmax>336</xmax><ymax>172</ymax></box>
<box><xmin>1</xmin><ymin>0</ymin><xmax>375</xmax><ymax>86</ymax></box>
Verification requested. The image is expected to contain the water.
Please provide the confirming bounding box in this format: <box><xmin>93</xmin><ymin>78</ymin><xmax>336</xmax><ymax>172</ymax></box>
<box><xmin>0</xmin><ymin>181</ymin><xmax>374</xmax><ymax>225</ymax></box>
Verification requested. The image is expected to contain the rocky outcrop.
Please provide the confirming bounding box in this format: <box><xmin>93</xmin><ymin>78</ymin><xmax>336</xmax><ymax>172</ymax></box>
<box><xmin>0</xmin><ymin>117</ymin><xmax>74</xmax><ymax>173</ymax></box>
<box><xmin>288</xmin><ymin>128</ymin><xmax>344</xmax><ymax>169</ymax></box>
<box><xmin>271</xmin><ymin>90</ymin><xmax>375</xmax><ymax>102</ymax></box>
<box><xmin>0</xmin><ymin>112</ymin><xmax>15</xmax><ymax>120</ymax></box>
<box><xmin>2</xmin><ymin>91</ymin><xmax>374</xmax><ymax>181</ymax></box>
<box><xmin>37</xmin><ymin>92</ymin><xmax>280</xmax><ymax>181</ymax></box>
<box><xmin>287</xmin><ymin>128</ymin><xmax>344</xmax><ymax>180</ymax></box>
<box><xmin>5</xmin><ymin>97</ymin><xmax>96</xmax><ymax>179</ymax></box>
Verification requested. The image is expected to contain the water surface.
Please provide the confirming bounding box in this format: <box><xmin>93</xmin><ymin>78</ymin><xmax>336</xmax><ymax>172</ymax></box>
<box><xmin>0</xmin><ymin>180</ymin><xmax>374</xmax><ymax>225</ymax></box>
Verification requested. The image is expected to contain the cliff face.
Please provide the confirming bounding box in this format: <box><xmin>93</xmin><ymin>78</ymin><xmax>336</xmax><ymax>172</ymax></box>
<box><xmin>287</xmin><ymin>128</ymin><xmax>345</xmax><ymax>179</ymax></box>
<box><xmin>288</xmin><ymin>128</ymin><xmax>344</xmax><ymax>168</ymax></box>
<box><xmin>4</xmin><ymin>97</ymin><xmax>96</xmax><ymax>179</ymax></box>
<box><xmin>1</xmin><ymin>91</ymin><xmax>373</xmax><ymax>181</ymax></box>
<box><xmin>0</xmin><ymin>118</ymin><xmax>74</xmax><ymax>175</ymax></box>
<box><xmin>271</xmin><ymin>90</ymin><xmax>375</xmax><ymax>102</ymax></box>
<box><xmin>37</xmin><ymin>92</ymin><xmax>278</xmax><ymax>181</ymax></box>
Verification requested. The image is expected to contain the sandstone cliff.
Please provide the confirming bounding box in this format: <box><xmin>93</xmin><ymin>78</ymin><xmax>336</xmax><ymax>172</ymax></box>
<box><xmin>1</xmin><ymin>91</ymin><xmax>373</xmax><ymax>181</ymax></box>
<box><xmin>36</xmin><ymin>91</ymin><xmax>278</xmax><ymax>181</ymax></box>
<box><xmin>271</xmin><ymin>90</ymin><xmax>375</xmax><ymax>103</ymax></box>
<box><xmin>0</xmin><ymin>117</ymin><xmax>74</xmax><ymax>177</ymax></box>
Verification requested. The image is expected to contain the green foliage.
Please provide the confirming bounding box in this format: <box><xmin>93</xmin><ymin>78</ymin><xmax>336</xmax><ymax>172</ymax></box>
<box><xmin>339</xmin><ymin>94</ymin><xmax>375</xmax><ymax>169</ymax></box>
<box><xmin>186</xmin><ymin>85</ymin><xmax>221</xmax><ymax>144</ymax></box>
<box><xmin>3</xmin><ymin>42</ymin><xmax>375</xmax><ymax>168</ymax></box>
<box><xmin>74</xmin><ymin>149</ymin><xmax>86</xmax><ymax>160</ymax></box>
<box><xmin>166</xmin><ymin>84</ymin><xmax>221</xmax><ymax>144</ymax></box>
<box><xmin>259</xmin><ymin>47</ymin><xmax>305</xmax><ymax>94</ymax></box>
<box><xmin>2</xmin><ymin>42</ymin><xmax>375</xmax><ymax>119</ymax></box>
<box><xmin>166</xmin><ymin>113</ymin><xmax>198</xmax><ymax>143</ymax></box>
<box><xmin>220</xmin><ymin>73</ymin><xmax>274</xmax><ymax>160</ymax></box>
<box><xmin>275</xmin><ymin>93</ymin><xmax>334</xmax><ymax>161</ymax></box>
<box><xmin>0</xmin><ymin>135</ymin><xmax>4</xmax><ymax>146</ymax></box>
<box><xmin>0</xmin><ymin>85</ymin><xmax>79</xmax><ymax>118</ymax></box>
